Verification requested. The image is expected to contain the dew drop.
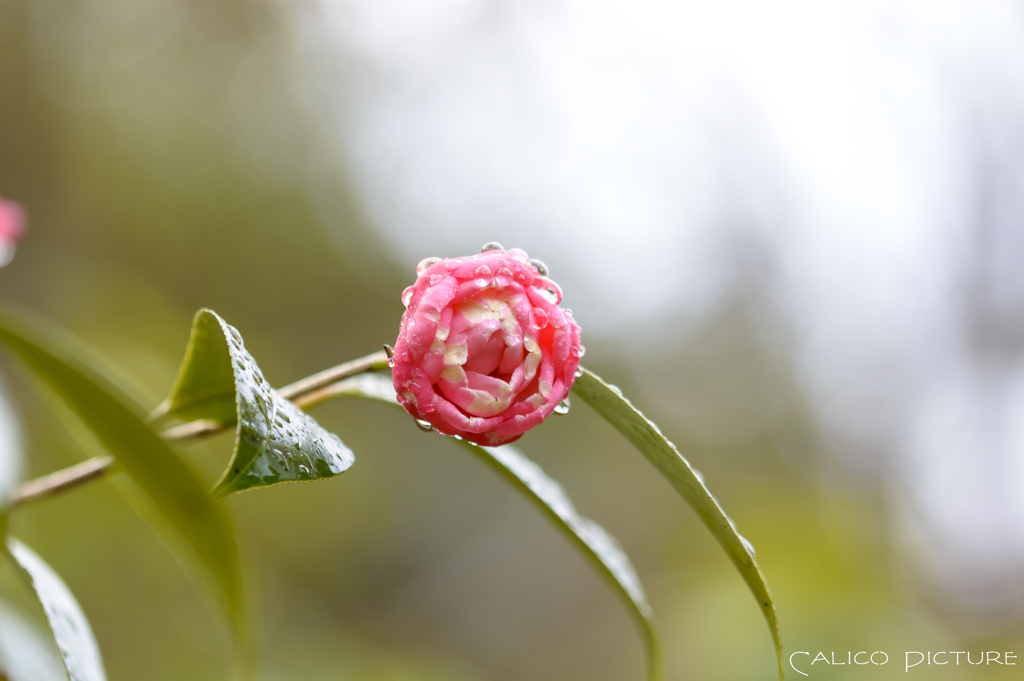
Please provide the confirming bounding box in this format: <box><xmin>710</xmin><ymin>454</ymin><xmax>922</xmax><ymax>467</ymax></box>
<box><xmin>401</xmin><ymin>286</ymin><xmax>415</xmax><ymax>307</ymax></box>
<box><xmin>387</xmin><ymin>357</ymin><xmax>396</xmax><ymax>368</ymax></box>
<box><xmin>415</xmin><ymin>419</ymin><xmax>433</xmax><ymax>432</ymax></box>
<box><xmin>575</xmin><ymin>367</ymin><xmax>584</xmax><ymax>378</ymax></box>
<box><xmin>514</xmin><ymin>274</ymin><xmax>527</xmax><ymax>283</ymax></box>
<box><xmin>481</xmin><ymin>241</ymin><xmax>505</xmax><ymax>252</ymax></box>
<box><xmin>445</xmin><ymin>259</ymin><xmax>461</xmax><ymax>271</ymax></box>
<box><xmin>564</xmin><ymin>308</ymin><xmax>572</xmax><ymax>316</ymax></box>
<box><xmin>475</xmin><ymin>265</ymin><xmax>492</xmax><ymax>277</ymax></box>
<box><xmin>416</xmin><ymin>257</ymin><xmax>442</xmax><ymax>275</ymax></box>
<box><xmin>739</xmin><ymin>534</ymin><xmax>757</xmax><ymax>558</ymax></box>
<box><xmin>529</xmin><ymin>259</ymin><xmax>549</xmax><ymax>276</ymax></box>
<box><xmin>475</xmin><ymin>278</ymin><xmax>488</xmax><ymax>288</ymax></box>
<box><xmin>537</xmin><ymin>288</ymin><xmax>558</xmax><ymax>304</ymax></box>
<box><xmin>508</xmin><ymin>248</ymin><xmax>530</xmax><ymax>263</ymax></box>
<box><xmin>429</xmin><ymin>274</ymin><xmax>445</xmax><ymax>286</ymax></box>
<box><xmin>452</xmin><ymin>434</ymin><xmax>463</xmax><ymax>441</ymax></box>
<box><xmin>497</xmin><ymin>267</ymin><xmax>512</xmax><ymax>277</ymax></box>
<box><xmin>532</xmin><ymin>309</ymin><xmax>549</xmax><ymax>329</ymax></box>
<box><xmin>554</xmin><ymin>397</ymin><xmax>571</xmax><ymax>415</ymax></box>
<box><xmin>298</xmin><ymin>464</ymin><xmax>310</xmax><ymax>475</ymax></box>
<box><xmin>609</xmin><ymin>384</ymin><xmax>623</xmax><ymax>397</ymax></box>
<box><xmin>578</xmin><ymin>345</ymin><xmax>586</xmax><ymax>357</ymax></box>
<box><xmin>402</xmin><ymin>352</ymin><xmax>410</xmax><ymax>362</ymax></box>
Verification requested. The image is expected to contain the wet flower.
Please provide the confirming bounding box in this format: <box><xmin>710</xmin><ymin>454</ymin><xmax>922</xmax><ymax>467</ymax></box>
<box><xmin>391</xmin><ymin>245</ymin><xmax>584</xmax><ymax>446</ymax></box>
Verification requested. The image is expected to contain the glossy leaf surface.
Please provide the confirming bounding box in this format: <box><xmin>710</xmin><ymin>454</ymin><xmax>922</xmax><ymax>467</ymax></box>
<box><xmin>327</xmin><ymin>373</ymin><xmax>662</xmax><ymax>680</ymax></box>
<box><xmin>162</xmin><ymin>309</ymin><xmax>354</xmax><ymax>495</ymax></box>
<box><xmin>571</xmin><ymin>368</ymin><xmax>784</xmax><ymax>680</ymax></box>
<box><xmin>6</xmin><ymin>539</ymin><xmax>105</xmax><ymax>681</ymax></box>
<box><xmin>0</xmin><ymin>302</ymin><xmax>246</xmax><ymax>653</ymax></box>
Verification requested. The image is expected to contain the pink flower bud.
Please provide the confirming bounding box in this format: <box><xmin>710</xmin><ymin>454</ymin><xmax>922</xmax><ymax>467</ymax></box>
<box><xmin>0</xmin><ymin>198</ymin><xmax>26</xmax><ymax>268</ymax></box>
<box><xmin>391</xmin><ymin>247</ymin><xmax>584</xmax><ymax>446</ymax></box>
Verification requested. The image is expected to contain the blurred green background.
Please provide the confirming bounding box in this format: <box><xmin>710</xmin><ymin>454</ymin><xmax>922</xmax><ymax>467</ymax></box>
<box><xmin>1</xmin><ymin>0</ymin><xmax>1022</xmax><ymax>679</ymax></box>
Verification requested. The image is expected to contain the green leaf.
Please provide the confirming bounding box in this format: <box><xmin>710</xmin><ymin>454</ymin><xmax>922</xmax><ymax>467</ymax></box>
<box><xmin>326</xmin><ymin>373</ymin><xmax>662</xmax><ymax>681</ymax></box>
<box><xmin>0</xmin><ymin>302</ymin><xmax>247</xmax><ymax>658</ymax></box>
<box><xmin>0</xmin><ymin>601</ymin><xmax>66</xmax><ymax>681</ymax></box>
<box><xmin>571</xmin><ymin>368</ymin><xmax>784</xmax><ymax>681</ymax></box>
<box><xmin>6</xmin><ymin>538</ymin><xmax>106</xmax><ymax>681</ymax></box>
<box><xmin>162</xmin><ymin>309</ymin><xmax>355</xmax><ymax>495</ymax></box>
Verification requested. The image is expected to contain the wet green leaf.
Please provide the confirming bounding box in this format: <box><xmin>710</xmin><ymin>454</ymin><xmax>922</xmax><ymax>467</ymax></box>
<box><xmin>6</xmin><ymin>539</ymin><xmax>105</xmax><ymax>681</ymax></box>
<box><xmin>0</xmin><ymin>302</ymin><xmax>247</xmax><ymax>658</ymax></box>
<box><xmin>571</xmin><ymin>368</ymin><xmax>784</xmax><ymax>681</ymax></box>
<box><xmin>0</xmin><ymin>601</ymin><xmax>66</xmax><ymax>681</ymax></box>
<box><xmin>162</xmin><ymin>309</ymin><xmax>355</xmax><ymax>495</ymax></box>
<box><xmin>325</xmin><ymin>373</ymin><xmax>662</xmax><ymax>681</ymax></box>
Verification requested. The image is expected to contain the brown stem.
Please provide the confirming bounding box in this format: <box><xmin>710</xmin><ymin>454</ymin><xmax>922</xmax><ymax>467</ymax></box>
<box><xmin>10</xmin><ymin>349</ymin><xmax>390</xmax><ymax>508</ymax></box>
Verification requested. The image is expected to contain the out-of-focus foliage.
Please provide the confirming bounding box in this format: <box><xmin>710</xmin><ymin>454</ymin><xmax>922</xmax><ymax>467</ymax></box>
<box><xmin>324</xmin><ymin>373</ymin><xmax>663</xmax><ymax>681</ymax></box>
<box><xmin>161</xmin><ymin>309</ymin><xmax>354</xmax><ymax>495</ymax></box>
<box><xmin>572</xmin><ymin>368</ymin><xmax>782</xmax><ymax>680</ymax></box>
<box><xmin>0</xmin><ymin>303</ymin><xmax>247</xmax><ymax>658</ymax></box>
<box><xmin>6</xmin><ymin>538</ymin><xmax>106</xmax><ymax>681</ymax></box>
<box><xmin>0</xmin><ymin>0</ymin><xmax>1022</xmax><ymax>679</ymax></box>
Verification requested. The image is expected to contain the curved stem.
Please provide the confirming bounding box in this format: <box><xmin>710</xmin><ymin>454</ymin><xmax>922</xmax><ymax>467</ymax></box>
<box><xmin>11</xmin><ymin>349</ymin><xmax>390</xmax><ymax>508</ymax></box>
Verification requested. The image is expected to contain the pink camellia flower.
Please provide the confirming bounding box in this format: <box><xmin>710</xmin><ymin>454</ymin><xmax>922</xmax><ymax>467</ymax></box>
<box><xmin>391</xmin><ymin>244</ymin><xmax>584</xmax><ymax>446</ymax></box>
<box><xmin>0</xmin><ymin>198</ymin><xmax>26</xmax><ymax>268</ymax></box>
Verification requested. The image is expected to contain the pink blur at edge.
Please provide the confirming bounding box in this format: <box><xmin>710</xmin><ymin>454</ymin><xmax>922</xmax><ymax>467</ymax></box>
<box><xmin>391</xmin><ymin>249</ymin><xmax>584</xmax><ymax>447</ymax></box>
<box><xmin>0</xmin><ymin>199</ymin><xmax>26</xmax><ymax>244</ymax></box>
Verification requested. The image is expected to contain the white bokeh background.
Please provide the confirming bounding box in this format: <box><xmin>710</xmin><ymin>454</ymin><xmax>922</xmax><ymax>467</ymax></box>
<box><xmin>292</xmin><ymin>0</ymin><xmax>1024</xmax><ymax>622</ymax></box>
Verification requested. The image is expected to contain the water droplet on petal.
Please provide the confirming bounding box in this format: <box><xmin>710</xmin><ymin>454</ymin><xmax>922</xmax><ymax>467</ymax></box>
<box><xmin>532</xmin><ymin>309</ymin><xmax>549</xmax><ymax>329</ymax></box>
<box><xmin>452</xmin><ymin>434</ymin><xmax>463</xmax><ymax>441</ymax></box>
<box><xmin>445</xmin><ymin>259</ymin><xmax>460</xmax><ymax>271</ymax></box>
<box><xmin>515</xmin><ymin>274</ymin><xmax>527</xmax><ymax>283</ymax></box>
<box><xmin>529</xmin><ymin>259</ymin><xmax>549</xmax><ymax>276</ymax></box>
<box><xmin>387</xmin><ymin>357</ymin><xmax>396</xmax><ymax>368</ymax></box>
<box><xmin>578</xmin><ymin>345</ymin><xmax>586</xmax><ymax>357</ymax></box>
<box><xmin>564</xmin><ymin>308</ymin><xmax>572</xmax><ymax>316</ymax></box>
<box><xmin>401</xmin><ymin>286</ymin><xmax>415</xmax><ymax>307</ymax></box>
<box><xmin>475</xmin><ymin>265</ymin><xmax>492</xmax><ymax>277</ymax></box>
<box><xmin>475</xmin><ymin>278</ymin><xmax>488</xmax><ymax>288</ymax></box>
<box><xmin>402</xmin><ymin>352</ymin><xmax>410</xmax><ymax>362</ymax></box>
<box><xmin>416</xmin><ymin>257</ymin><xmax>442</xmax><ymax>275</ymax></box>
<box><xmin>429</xmin><ymin>274</ymin><xmax>445</xmax><ymax>285</ymax></box>
<box><xmin>554</xmin><ymin>397</ymin><xmax>571</xmax><ymax>415</ymax></box>
<box><xmin>508</xmin><ymin>248</ymin><xmax>530</xmax><ymax>263</ymax></box>
<box><xmin>537</xmin><ymin>288</ymin><xmax>558</xmax><ymax>304</ymax></box>
<box><xmin>415</xmin><ymin>419</ymin><xmax>433</xmax><ymax>432</ymax></box>
<box><xmin>575</xmin><ymin>367</ymin><xmax>584</xmax><ymax>378</ymax></box>
<box><xmin>497</xmin><ymin>267</ymin><xmax>512</xmax><ymax>277</ymax></box>
<box><xmin>481</xmin><ymin>241</ymin><xmax>504</xmax><ymax>252</ymax></box>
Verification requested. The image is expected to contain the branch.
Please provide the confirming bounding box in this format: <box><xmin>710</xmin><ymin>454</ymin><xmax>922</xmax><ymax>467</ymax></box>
<box><xmin>10</xmin><ymin>349</ymin><xmax>390</xmax><ymax>508</ymax></box>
